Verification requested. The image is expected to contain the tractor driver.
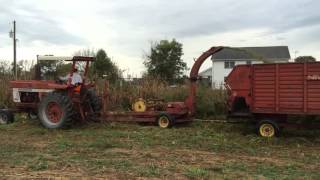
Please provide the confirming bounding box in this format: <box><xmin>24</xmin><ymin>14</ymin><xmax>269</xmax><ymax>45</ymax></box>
<box><xmin>70</xmin><ymin>68</ymin><xmax>82</xmax><ymax>85</ymax></box>
<box><xmin>59</xmin><ymin>68</ymin><xmax>83</xmax><ymax>86</ymax></box>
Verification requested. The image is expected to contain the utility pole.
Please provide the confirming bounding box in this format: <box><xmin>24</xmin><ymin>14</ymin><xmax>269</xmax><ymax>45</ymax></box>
<box><xmin>13</xmin><ymin>20</ymin><xmax>17</xmax><ymax>80</ymax></box>
<box><xmin>294</xmin><ymin>50</ymin><xmax>299</xmax><ymax>60</ymax></box>
<box><xmin>9</xmin><ymin>21</ymin><xmax>17</xmax><ymax>79</ymax></box>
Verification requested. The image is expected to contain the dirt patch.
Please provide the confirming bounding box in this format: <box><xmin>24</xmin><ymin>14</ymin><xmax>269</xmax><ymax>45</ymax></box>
<box><xmin>0</xmin><ymin>166</ymin><xmax>131</xmax><ymax>179</ymax></box>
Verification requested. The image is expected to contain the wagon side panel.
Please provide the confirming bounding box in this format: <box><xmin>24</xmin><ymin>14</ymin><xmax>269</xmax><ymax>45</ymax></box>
<box><xmin>252</xmin><ymin>62</ymin><xmax>320</xmax><ymax>115</ymax></box>
<box><xmin>278</xmin><ymin>63</ymin><xmax>304</xmax><ymax>113</ymax></box>
<box><xmin>252</xmin><ymin>64</ymin><xmax>277</xmax><ymax>113</ymax></box>
<box><xmin>307</xmin><ymin>63</ymin><xmax>320</xmax><ymax>113</ymax></box>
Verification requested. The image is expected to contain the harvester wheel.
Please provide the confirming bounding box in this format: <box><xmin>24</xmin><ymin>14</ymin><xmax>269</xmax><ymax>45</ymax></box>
<box><xmin>0</xmin><ymin>110</ymin><xmax>14</xmax><ymax>124</ymax></box>
<box><xmin>132</xmin><ymin>98</ymin><xmax>147</xmax><ymax>112</ymax></box>
<box><xmin>87</xmin><ymin>89</ymin><xmax>102</xmax><ymax>113</ymax></box>
<box><xmin>257</xmin><ymin>120</ymin><xmax>280</xmax><ymax>138</ymax></box>
<box><xmin>38</xmin><ymin>93</ymin><xmax>74</xmax><ymax>129</ymax></box>
<box><xmin>157</xmin><ymin>114</ymin><xmax>174</xmax><ymax>128</ymax></box>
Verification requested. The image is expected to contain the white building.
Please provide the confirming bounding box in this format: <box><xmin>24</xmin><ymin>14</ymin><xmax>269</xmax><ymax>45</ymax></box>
<box><xmin>199</xmin><ymin>46</ymin><xmax>291</xmax><ymax>88</ymax></box>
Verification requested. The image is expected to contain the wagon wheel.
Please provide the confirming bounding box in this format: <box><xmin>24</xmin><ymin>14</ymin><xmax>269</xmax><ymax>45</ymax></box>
<box><xmin>157</xmin><ymin>114</ymin><xmax>174</xmax><ymax>128</ymax></box>
<box><xmin>257</xmin><ymin>120</ymin><xmax>280</xmax><ymax>137</ymax></box>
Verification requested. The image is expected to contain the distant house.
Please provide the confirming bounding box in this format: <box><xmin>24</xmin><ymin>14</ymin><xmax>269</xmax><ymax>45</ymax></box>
<box><xmin>199</xmin><ymin>46</ymin><xmax>291</xmax><ymax>88</ymax></box>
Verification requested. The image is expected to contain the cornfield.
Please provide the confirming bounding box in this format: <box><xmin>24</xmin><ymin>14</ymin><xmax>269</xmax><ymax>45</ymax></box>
<box><xmin>0</xmin><ymin>61</ymin><xmax>227</xmax><ymax>119</ymax></box>
<box><xmin>96</xmin><ymin>78</ymin><xmax>227</xmax><ymax>119</ymax></box>
<box><xmin>0</xmin><ymin>60</ymin><xmax>35</xmax><ymax>108</ymax></box>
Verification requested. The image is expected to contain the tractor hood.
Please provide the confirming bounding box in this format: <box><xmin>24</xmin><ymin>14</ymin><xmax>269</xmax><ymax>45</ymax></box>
<box><xmin>10</xmin><ymin>80</ymin><xmax>68</xmax><ymax>89</ymax></box>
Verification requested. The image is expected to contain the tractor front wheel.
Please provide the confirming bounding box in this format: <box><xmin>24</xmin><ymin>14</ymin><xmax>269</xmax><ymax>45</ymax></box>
<box><xmin>38</xmin><ymin>93</ymin><xmax>74</xmax><ymax>129</ymax></box>
<box><xmin>0</xmin><ymin>110</ymin><xmax>14</xmax><ymax>124</ymax></box>
<box><xmin>28</xmin><ymin>111</ymin><xmax>38</xmax><ymax>120</ymax></box>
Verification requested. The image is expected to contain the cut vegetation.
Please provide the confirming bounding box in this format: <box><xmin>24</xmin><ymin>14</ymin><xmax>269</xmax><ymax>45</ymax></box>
<box><xmin>0</xmin><ymin>116</ymin><xmax>320</xmax><ymax>179</ymax></box>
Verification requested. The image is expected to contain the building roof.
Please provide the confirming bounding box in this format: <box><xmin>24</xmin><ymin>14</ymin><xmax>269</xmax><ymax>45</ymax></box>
<box><xmin>212</xmin><ymin>46</ymin><xmax>291</xmax><ymax>61</ymax></box>
<box><xmin>37</xmin><ymin>55</ymin><xmax>73</xmax><ymax>61</ymax></box>
<box><xmin>199</xmin><ymin>67</ymin><xmax>212</xmax><ymax>76</ymax></box>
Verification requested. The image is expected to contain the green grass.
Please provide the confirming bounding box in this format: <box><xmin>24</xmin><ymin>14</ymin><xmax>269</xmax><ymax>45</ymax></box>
<box><xmin>27</xmin><ymin>156</ymin><xmax>49</xmax><ymax>171</ymax></box>
<box><xmin>184</xmin><ymin>166</ymin><xmax>210</xmax><ymax>179</ymax></box>
<box><xmin>0</xmin><ymin>116</ymin><xmax>320</xmax><ymax>178</ymax></box>
<box><xmin>137</xmin><ymin>163</ymin><xmax>160</xmax><ymax>177</ymax></box>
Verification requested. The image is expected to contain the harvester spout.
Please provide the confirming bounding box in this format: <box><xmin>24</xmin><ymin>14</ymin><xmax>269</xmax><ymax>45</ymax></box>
<box><xmin>185</xmin><ymin>46</ymin><xmax>224</xmax><ymax>115</ymax></box>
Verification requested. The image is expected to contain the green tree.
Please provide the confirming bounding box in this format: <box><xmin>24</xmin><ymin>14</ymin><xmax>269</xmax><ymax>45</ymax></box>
<box><xmin>56</xmin><ymin>63</ymin><xmax>72</xmax><ymax>75</ymax></box>
<box><xmin>73</xmin><ymin>48</ymin><xmax>96</xmax><ymax>76</ymax></box>
<box><xmin>0</xmin><ymin>61</ymin><xmax>11</xmax><ymax>76</ymax></box>
<box><xmin>144</xmin><ymin>39</ymin><xmax>187</xmax><ymax>83</ymax></box>
<box><xmin>37</xmin><ymin>60</ymin><xmax>63</xmax><ymax>80</ymax></box>
<box><xmin>73</xmin><ymin>48</ymin><xmax>96</xmax><ymax>57</ymax></box>
<box><xmin>36</xmin><ymin>59</ymin><xmax>71</xmax><ymax>80</ymax></box>
<box><xmin>294</xmin><ymin>56</ymin><xmax>316</xmax><ymax>63</ymax></box>
<box><xmin>92</xmin><ymin>49</ymin><xmax>121</xmax><ymax>83</ymax></box>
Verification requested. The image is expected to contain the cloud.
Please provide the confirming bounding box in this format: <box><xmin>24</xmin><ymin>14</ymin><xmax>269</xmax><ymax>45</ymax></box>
<box><xmin>0</xmin><ymin>0</ymin><xmax>320</xmax><ymax>74</ymax></box>
<box><xmin>90</xmin><ymin>0</ymin><xmax>320</xmax><ymax>66</ymax></box>
<box><xmin>94</xmin><ymin>0</ymin><xmax>320</xmax><ymax>38</ymax></box>
<box><xmin>0</xmin><ymin>1</ymin><xmax>87</xmax><ymax>46</ymax></box>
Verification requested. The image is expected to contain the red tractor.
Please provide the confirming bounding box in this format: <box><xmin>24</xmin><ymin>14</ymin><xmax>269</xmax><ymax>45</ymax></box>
<box><xmin>7</xmin><ymin>56</ymin><xmax>101</xmax><ymax>128</ymax></box>
<box><xmin>1</xmin><ymin>47</ymin><xmax>224</xmax><ymax>129</ymax></box>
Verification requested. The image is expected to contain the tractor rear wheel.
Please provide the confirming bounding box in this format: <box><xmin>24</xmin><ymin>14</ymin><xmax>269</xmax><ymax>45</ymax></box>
<box><xmin>38</xmin><ymin>93</ymin><xmax>74</xmax><ymax>129</ymax></box>
<box><xmin>87</xmin><ymin>89</ymin><xmax>102</xmax><ymax>113</ymax></box>
<box><xmin>0</xmin><ymin>110</ymin><xmax>14</xmax><ymax>124</ymax></box>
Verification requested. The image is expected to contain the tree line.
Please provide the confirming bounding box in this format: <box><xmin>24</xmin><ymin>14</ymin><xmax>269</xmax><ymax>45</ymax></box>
<box><xmin>87</xmin><ymin>39</ymin><xmax>188</xmax><ymax>83</ymax></box>
<box><xmin>0</xmin><ymin>40</ymin><xmax>317</xmax><ymax>83</ymax></box>
<box><xmin>0</xmin><ymin>39</ymin><xmax>188</xmax><ymax>84</ymax></box>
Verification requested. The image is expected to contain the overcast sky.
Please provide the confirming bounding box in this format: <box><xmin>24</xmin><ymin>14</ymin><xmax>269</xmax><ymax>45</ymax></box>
<box><xmin>1</xmin><ymin>0</ymin><xmax>319</xmax><ymax>77</ymax></box>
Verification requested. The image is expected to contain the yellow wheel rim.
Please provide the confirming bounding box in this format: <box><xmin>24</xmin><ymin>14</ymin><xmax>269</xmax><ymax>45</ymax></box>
<box><xmin>132</xmin><ymin>98</ymin><xmax>146</xmax><ymax>112</ymax></box>
<box><xmin>259</xmin><ymin>124</ymin><xmax>275</xmax><ymax>137</ymax></box>
<box><xmin>158</xmin><ymin>116</ymin><xmax>169</xmax><ymax>128</ymax></box>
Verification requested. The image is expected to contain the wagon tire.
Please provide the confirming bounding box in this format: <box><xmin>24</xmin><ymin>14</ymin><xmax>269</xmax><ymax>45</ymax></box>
<box><xmin>0</xmin><ymin>110</ymin><xmax>14</xmax><ymax>124</ymax></box>
<box><xmin>38</xmin><ymin>93</ymin><xmax>74</xmax><ymax>129</ymax></box>
<box><xmin>256</xmin><ymin>120</ymin><xmax>280</xmax><ymax>137</ymax></box>
<box><xmin>157</xmin><ymin>114</ymin><xmax>174</xmax><ymax>128</ymax></box>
